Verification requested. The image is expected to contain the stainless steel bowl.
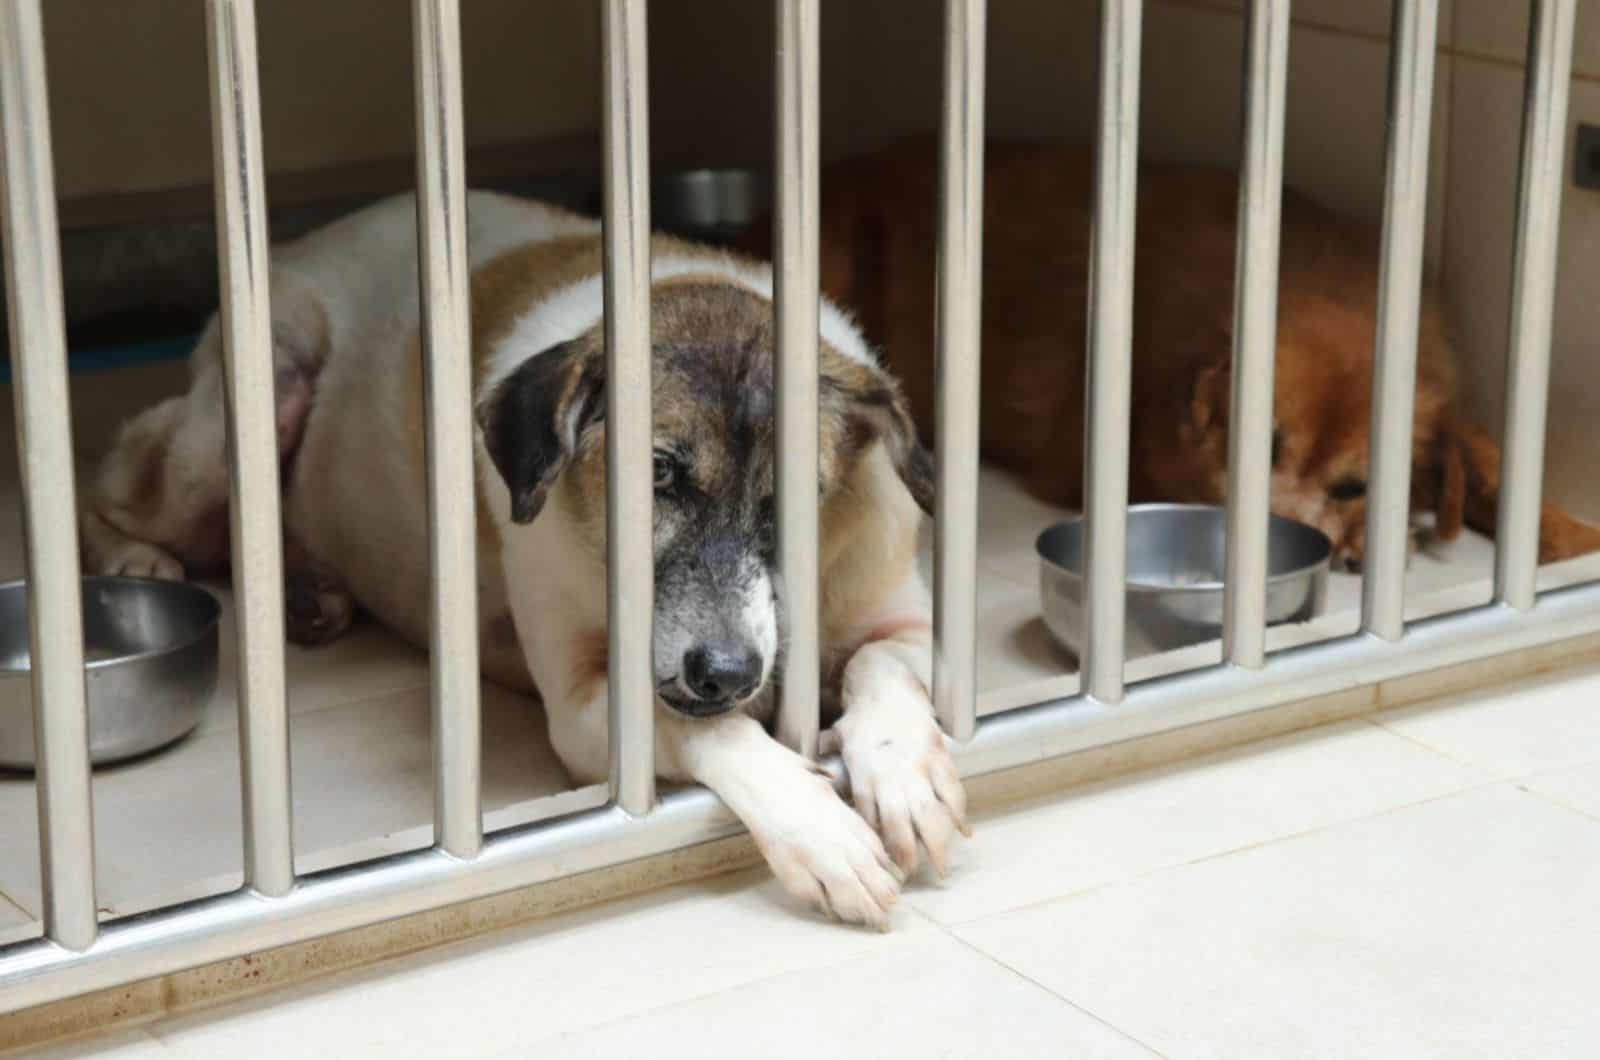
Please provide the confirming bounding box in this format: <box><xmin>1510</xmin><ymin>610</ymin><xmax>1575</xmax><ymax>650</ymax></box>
<box><xmin>653</xmin><ymin>168</ymin><xmax>770</xmax><ymax>243</ymax></box>
<box><xmin>0</xmin><ymin>577</ymin><xmax>220</xmax><ymax>770</ymax></box>
<box><xmin>1036</xmin><ymin>503</ymin><xmax>1331</xmax><ymax>659</ymax></box>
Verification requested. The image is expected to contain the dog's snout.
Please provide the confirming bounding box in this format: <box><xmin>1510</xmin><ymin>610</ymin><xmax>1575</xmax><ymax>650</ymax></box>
<box><xmin>683</xmin><ymin>642</ymin><xmax>762</xmax><ymax>706</ymax></box>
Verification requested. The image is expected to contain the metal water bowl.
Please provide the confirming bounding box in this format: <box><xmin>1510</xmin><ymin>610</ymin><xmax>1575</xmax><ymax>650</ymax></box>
<box><xmin>0</xmin><ymin>576</ymin><xmax>219</xmax><ymax>770</ymax></box>
<box><xmin>1037</xmin><ymin>503</ymin><xmax>1331</xmax><ymax>660</ymax></box>
<box><xmin>653</xmin><ymin>168</ymin><xmax>770</xmax><ymax>243</ymax></box>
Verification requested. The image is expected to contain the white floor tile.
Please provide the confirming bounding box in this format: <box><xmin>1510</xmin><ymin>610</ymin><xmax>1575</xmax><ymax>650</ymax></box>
<box><xmin>201</xmin><ymin>598</ymin><xmax>432</xmax><ymax>732</ymax></box>
<box><xmin>971</xmin><ymin>570</ymin><xmax>1076</xmax><ymax>702</ymax></box>
<box><xmin>1519</xmin><ymin>761</ymin><xmax>1600</xmax><ymax>823</ymax></box>
<box><xmin>0</xmin><ymin>682</ymin><xmax>571</xmax><ymax>919</ymax></box>
<box><xmin>906</xmin><ymin>719</ymin><xmax>1481</xmax><ymax>925</ymax></box>
<box><xmin>521</xmin><ymin>932</ymin><xmax>1161</xmax><ymax>1060</ymax></box>
<box><xmin>150</xmin><ymin>870</ymin><xmax>942</xmax><ymax>1060</ymax></box>
<box><xmin>974</xmin><ymin>467</ymin><xmax>1072</xmax><ymax>587</ymax></box>
<box><xmin>957</xmin><ymin>785</ymin><xmax>1600</xmax><ymax>1060</ymax></box>
<box><xmin>1377</xmin><ymin>658</ymin><xmax>1600</xmax><ymax>778</ymax></box>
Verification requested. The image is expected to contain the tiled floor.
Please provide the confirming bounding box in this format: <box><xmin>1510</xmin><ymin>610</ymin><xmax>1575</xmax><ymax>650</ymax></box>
<box><xmin>3</xmin><ymin>358</ymin><xmax>1576</xmax><ymax>931</ymax></box>
<box><xmin>28</xmin><ymin>658</ymin><xmax>1600</xmax><ymax>1059</ymax></box>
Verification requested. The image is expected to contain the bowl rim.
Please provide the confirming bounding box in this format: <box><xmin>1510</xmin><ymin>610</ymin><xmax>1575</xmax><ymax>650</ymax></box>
<box><xmin>0</xmin><ymin>575</ymin><xmax>222</xmax><ymax>674</ymax></box>
<box><xmin>1034</xmin><ymin>502</ymin><xmax>1333</xmax><ymax>593</ymax></box>
<box><xmin>652</xmin><ymin>166</ymin><xmax>770</xmax><ymax>186</ymax></box>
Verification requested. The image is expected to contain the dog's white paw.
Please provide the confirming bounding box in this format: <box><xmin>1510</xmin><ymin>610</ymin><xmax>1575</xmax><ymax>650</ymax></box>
<box><xmin>748</xmin><ymin>767</ymin><xmax>903</xmax><ymax>929</ymax></box>
<box><xmin>101</xmin><ymin>540</ymin><xmax>184</xmax><ymax>581</ymax></box>
<box><xmin>831</xmin><ymin>686</ymin><xmax>971</xmax><ymax>879</ymax></box>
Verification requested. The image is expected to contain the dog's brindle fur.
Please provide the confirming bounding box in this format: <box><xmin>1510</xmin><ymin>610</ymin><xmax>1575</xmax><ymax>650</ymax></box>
<box><xmin>82</xmin><ymin>192</ymin><xmax>967</xmax><ymax>928</ymax></box>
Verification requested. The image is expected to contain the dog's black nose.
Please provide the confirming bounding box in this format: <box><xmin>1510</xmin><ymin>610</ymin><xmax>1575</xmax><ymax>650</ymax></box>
<box><xmin>683</xmin><ymin>642</ymin><xmax>762</xmax><ymax>704</ymax></box>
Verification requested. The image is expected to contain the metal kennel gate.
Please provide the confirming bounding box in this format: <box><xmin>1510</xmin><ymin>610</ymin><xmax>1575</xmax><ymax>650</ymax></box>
<box><xmin>0</xmin><ymin>0</ymin><xmax>1594</xmax><ymax>1015</ymax></box>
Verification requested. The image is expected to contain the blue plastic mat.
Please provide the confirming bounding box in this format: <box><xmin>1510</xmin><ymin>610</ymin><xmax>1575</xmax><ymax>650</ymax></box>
<box><xmin>0</xmin><ymin>332</ymin><xmax>198</xmax><ymax>383</ymax></box>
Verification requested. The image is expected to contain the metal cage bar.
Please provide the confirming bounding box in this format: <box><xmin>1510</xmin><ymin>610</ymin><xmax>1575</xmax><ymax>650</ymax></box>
<box><xmin>1361</xmin><ymin>0</ymin><xmax>1441</xmax><ymax>641</ymax></box>
<box><xmin>412</xmin><ymin>0</ymin><xmax>483</xmax><ymax>860</ymax></box>
<box><xmin>1221</xmin><ymin>0</ymin><xmax>1290</xmax><ymax>670</ymax></box>
<box><xmin>1494</xmin><ymin>0</ymin><xmax>1578</xmax><ymax>611</ymax></box>
<box><xmin>1082</xmin><ymin>0</ymin><xmax>1143</xmax><ymax>705</ymax></box>
<box><xmin>205</xmin><ymin>0</ymin><xmax>295</xmax><ymax>898</ymax></box>
<box><xmin>0</xmin><ymin>0</ymin><xmax>98</xmax><ymax>953</ymax></box>
<box><xmin>933</xmin><ymin>0</ymin><xmax>987</xmax><ymax>742</ymax></box>
<box><xmin>773</xmin><ymin>0</ymin><xmax>822</xmax><ymax>758</ymax></box>
<box><xmin>601</xmin><ymin>0</ymin><xmax>656</xmax><ymax>816</ymax></box>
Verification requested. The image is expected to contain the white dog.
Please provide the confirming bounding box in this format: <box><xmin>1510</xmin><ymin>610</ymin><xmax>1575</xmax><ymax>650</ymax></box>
<box><xmin>81</xmin><ymin>191</ymin><xmax>969</xmax><ymax>927</ymax></box>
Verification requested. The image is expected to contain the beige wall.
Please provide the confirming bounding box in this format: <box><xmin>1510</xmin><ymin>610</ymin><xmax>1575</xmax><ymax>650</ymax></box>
<box><xmin>42</xmin><ymin>0</ymin><xmax>599</xmax><ymax>200</ymax></box>
<box><xmin>42</xmin><ymin>0</ymin><xmax>1599</xmax><ymax>518</ymax></box>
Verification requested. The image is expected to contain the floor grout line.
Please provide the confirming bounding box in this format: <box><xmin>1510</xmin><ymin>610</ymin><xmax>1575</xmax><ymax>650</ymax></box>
<box><xmin>1358</xmin><ymin>714</ymin><xmax>1498</xmax><ymax>775</ymax></box>
<box><xmin>1513</xmin><ymin>784</ymin><xmax>1600</xmax><ymax>827</ymax></box>
<box><xmin>933</xmin><ymin>916</ymin><xmax>1174</xmax><ymax>1060</ymax></box>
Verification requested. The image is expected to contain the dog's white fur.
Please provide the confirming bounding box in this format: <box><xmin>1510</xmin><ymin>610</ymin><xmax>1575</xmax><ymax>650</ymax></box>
<box><xmin>84</xmin><ymin>191</ymin><xmax>968</xmax><ymax>927</ymax></box>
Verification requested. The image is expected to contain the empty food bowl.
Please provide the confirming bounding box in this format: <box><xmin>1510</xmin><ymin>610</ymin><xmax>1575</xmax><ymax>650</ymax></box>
<box><xmin>1036</xmin><ymin>503</ymin><xmax>1332</xmax><ymax>660</ymax></box>
<box><xmin>0</xmin><ymin>576</ymin><xmax>220</xmax><ymax>770</ymax></box>
<box><xmin>653</xmin><ymin>167</ymin><xmax>770</xmax><ymax>243</ymax></box>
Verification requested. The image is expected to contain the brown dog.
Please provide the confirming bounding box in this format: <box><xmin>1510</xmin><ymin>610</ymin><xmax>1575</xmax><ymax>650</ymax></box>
<box><xmin>743</xmin><ymin>138</ymin><xmax>1600</xmax><ymax>570</ymax></box>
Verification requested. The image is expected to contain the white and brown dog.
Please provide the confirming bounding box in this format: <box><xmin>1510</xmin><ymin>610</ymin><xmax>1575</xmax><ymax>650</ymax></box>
<box><xmin>81</xmin><ymin>191</ymin><xmax>968</xmax><ymax>927</ymax></box>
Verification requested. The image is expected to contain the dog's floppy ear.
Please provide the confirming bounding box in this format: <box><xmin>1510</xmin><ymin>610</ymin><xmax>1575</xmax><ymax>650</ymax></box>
<box><xmin>822</xmin><ymin>358</ymin><xmax>935</xmax><ymax>515</ymax></box>
<box><xmin>474</xmin><ymin>340</ymin><xmax>605</xmax><ymax>525</ymax></box>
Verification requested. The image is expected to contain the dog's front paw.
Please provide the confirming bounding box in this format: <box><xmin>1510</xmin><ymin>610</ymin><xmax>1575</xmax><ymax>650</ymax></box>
<box><xmin>747</xmin><ymin>768</ymin><xmax>903</xmax><ymax>930</ymax></box>
<box><xmin>830</xmin><ymin>689</ymin><xmax>970</xmax><ymax>879</ymax></box>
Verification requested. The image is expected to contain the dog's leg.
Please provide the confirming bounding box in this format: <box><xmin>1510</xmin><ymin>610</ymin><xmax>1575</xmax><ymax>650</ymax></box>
<box><xmin>663</xmin><ymin>710</ymin><xmax>903</xmax><ymax>928</ymax></box>
<box><xmin>823</xmin><ymin>576</ymin><xmax>970</xmax><ymax>879</ymax></box>
<box><xmin>82</xmin><ymin>381</ymin><xmax>227</xmax><ymax>580</ymax></box>
<box><xmin>1451</xmin><ymin>420</ymin><xmax>1600</xmax><ymax>564</ymax></box>
<box><xmin>83</xmin><ymin>287</ymin><xmax>326</xmax><ymax>581</ymax></box>
<box><xmin>542</xmin><ymin>671</ymin><xmax>902</xmax><ymax>927</ymax></box>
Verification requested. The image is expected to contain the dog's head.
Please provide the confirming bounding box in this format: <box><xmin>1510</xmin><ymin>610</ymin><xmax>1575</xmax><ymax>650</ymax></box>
<box><xmin>1181</xmin><ymin>290</ymin><xmax>1464</xmax><ymax>572</ymax></box>
<box><xmin>475</xmin><ymin>279</ymin><xmax>932</xmax><ymax>718</ymax></box>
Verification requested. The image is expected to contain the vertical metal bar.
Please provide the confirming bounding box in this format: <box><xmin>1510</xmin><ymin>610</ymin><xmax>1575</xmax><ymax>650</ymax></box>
<box><xmin>1223</xmin><ymin>0</ymin><xmax>1291</xmax><ymax>670</ymax></box>
<box><xmin>773</xmin><ymin>0</ymin><xmax>821</xmax><ymax>758</ymax></box>
<box><xmin>1082</xmin><ymin>0</ymin><xmax>1142</xmax><ymax>705</ymax></box>
<box><xmin>933</xmin><ymin>0</ymin><xmax>986</xmax><ymax>742</ymax></box>
<box><xmin>413</xmin><ymin>0</ymin><xmax>481</xmax><ymax>859</ymax></box>
<box><xmin>205</xmin><ymin>0</ymin><xmax>294</xmax><ymax>896</ymax></box>
<box><xmin>1361</xmin><ymin>0</ymin><xmax>1441</xmax><ymax>641</ymax></box>
<box><xmin>602</xmin><ymin>0</ymin><xmax>656</xmax><ymax>816</ymax></box>
<box><xmin>1495</xmin><ymin>0</ymin><xmax>1577</xmax><ymax>611</ymax></box>
<box><xmin>0</xmin><ymin>0</ymin><xmax>98</xmax><ymax>952</ymax></box>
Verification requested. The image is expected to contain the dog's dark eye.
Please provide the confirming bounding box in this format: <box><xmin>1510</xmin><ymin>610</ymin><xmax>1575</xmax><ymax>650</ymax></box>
<box><xmin>1271</xmin><ymin>428</ymin><xmax>1284</xmax><ymax>468</ymax></box>
<box><xmin>1329</xmin><ymin>478</ymin><xmax>1367</xmax><ymax>501</ymax></box>
<box><xmin>653</xmin><ymin>452</ymin><xmax>677</xmax><ymax>492</ymax></box>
